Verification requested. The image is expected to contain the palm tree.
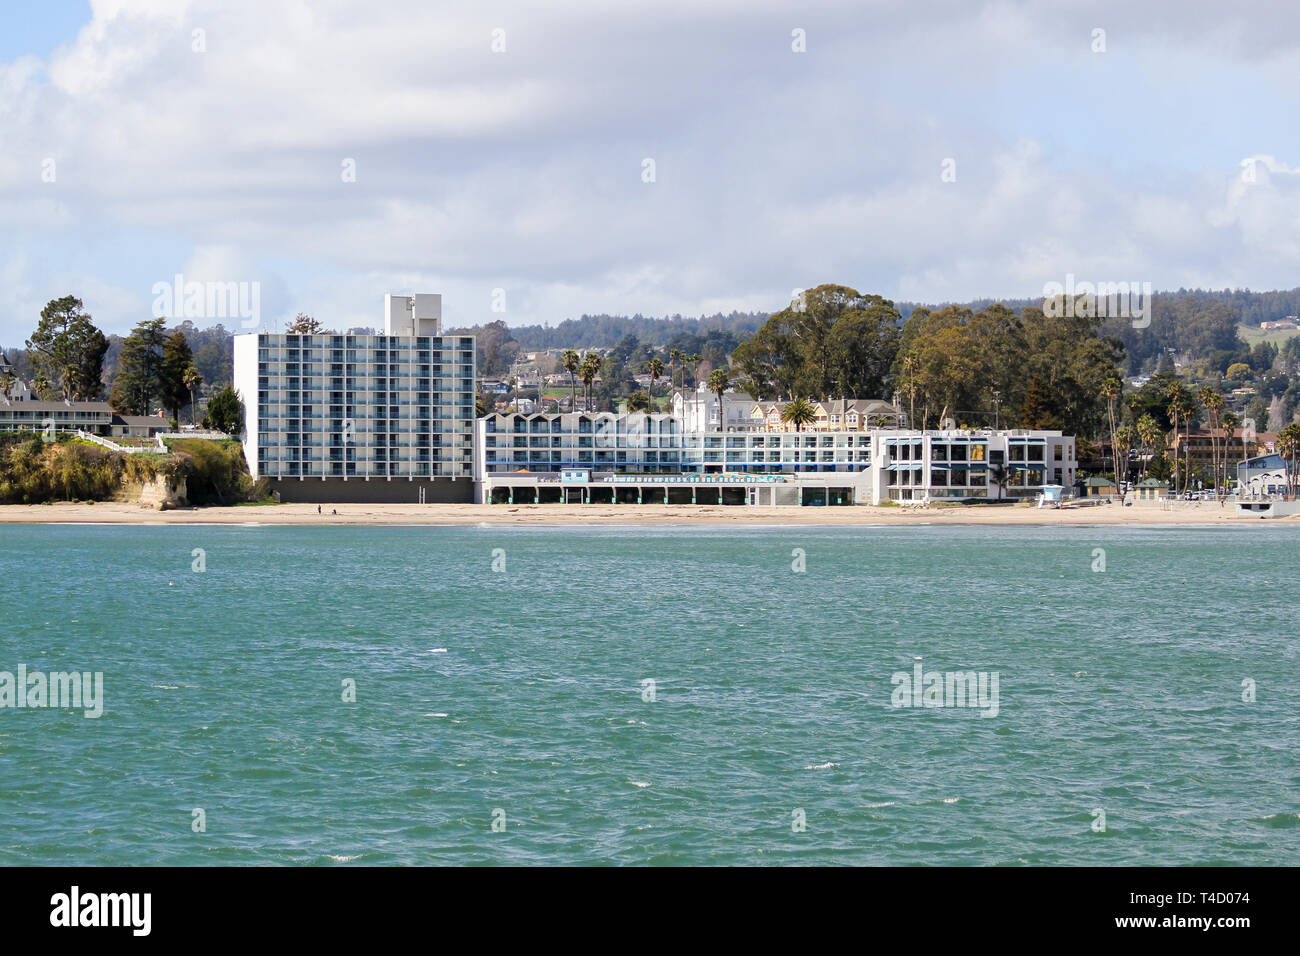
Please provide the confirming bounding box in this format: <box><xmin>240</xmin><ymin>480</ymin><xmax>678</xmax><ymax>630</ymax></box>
<box><xmin>1136</xmin><ymin>414</ymin><xmax>1161</xmax><ymax>481</ymax></box>
<box><xmin>901</xmin><ymin>354</ymin><xmax>918</xmax><ymax>429</ymax></box>
<box><xmin>688</xmin><ymin>353</ymin><xmax>702</xmax><ymax>388</ymax></box>
<box><xmin>706</xmin><ymin>368</ymin><xmax>730</xmax><ymax>430</ymax></box>
<box><xmin>1164</xmin><ymin>381</ymin><xmax>1193</xmax><ymax>494</ymax></box>
<box><xmin>1197</xmin><ymin>386</ymin><xmax>1215</xmax><ymax>488</ymax></box>
<box><xmin>669</xmin><ymin>349</ymin><xmax>682</xmax><ymax>390</ymax></box>
<box><xmin>1178</xmin><ymin>387</ymin><xmax>1199</xmax><ymax>493</ymax></box>
<box><xmin>1114</xmin><ymin>424</ymin><xmax>1135</xmax><ymax>487</ymax></box>
<box><xmin>1219</xmin><ymin>410</ymin><xmax>1239</xmax><ymax>493</ymax></box>
<box><xmin>780</xmin><ymin>396</ymin><xmax>817</xmax><ymax>432</ymax></box>
<box><xmin>1102</xmin><ymin>377</ymin><xmax>1122</xmax><ymax>482</ymax></box>
<box><xmin>988</xmin><ymin>463</ymin><xmax>1012</xmax><ymax>502</ymax></box>
<box><xmin>1278</xmin><ymin>422</ymin><xmax>1300</xmax><ymax>498</ymax></box>
<box><xmin>647</xmin><ymin>357</ymin><xmax>665</xmax><ymax>408</ymax></box>
<box><xmin>1201</xmin><ymin>390</ymin><xmax>1222</xmax><ymax>489</ymax></box>
<box><xmin>0</xmin><ymin>371</ymin><xmax>14</xmax><ymax>402</ymax></box>
<box><xmin>183</xmin><ymin>365</ymin><xmax>203</xmax><ymax>426</ymax></box>
<box><xmin>32</xmin><ymin>373</ymin><xmax>52</xmax><ymax>400</ymax></box>
<box><xmin>562</xmin><ymin>350</ymin><xmax>580</xmax><ymax>412</ymax></box>
<box><xmin>579</xmin><ymin>352</ymin><xmax>601</xmax><ymax>411</ymax></box>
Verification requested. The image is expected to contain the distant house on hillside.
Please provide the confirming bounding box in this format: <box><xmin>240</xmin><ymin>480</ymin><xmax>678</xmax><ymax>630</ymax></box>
<box><xmin>745</xmin><ymin>397</ymin><xmax>902</xmax><ymax>432</ymax></box>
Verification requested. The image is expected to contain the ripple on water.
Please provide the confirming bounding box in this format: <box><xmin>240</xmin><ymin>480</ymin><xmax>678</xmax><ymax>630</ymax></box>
<box><xmin>1</xmin><ymin>523</ymin><xmax>1297</xmax><ymax>865</ymax></box>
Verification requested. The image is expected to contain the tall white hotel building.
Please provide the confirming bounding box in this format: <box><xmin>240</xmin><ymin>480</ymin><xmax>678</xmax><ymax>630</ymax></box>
<box><xmin>233</xmin><ymin>294</ymin><xmax>476</xmax><ymax>502</ymax></box>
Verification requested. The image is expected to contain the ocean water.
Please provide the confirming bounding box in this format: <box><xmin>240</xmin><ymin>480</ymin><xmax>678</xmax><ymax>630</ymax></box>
<box><xmin>0</xmin><ymin>522</ymin><xmax>1297</xmax><ymax>866</ymax></box>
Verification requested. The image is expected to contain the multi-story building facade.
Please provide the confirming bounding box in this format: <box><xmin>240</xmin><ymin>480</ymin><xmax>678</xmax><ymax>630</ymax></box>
<box><xmin>476</xmin><ymin>412</ymin><xmax>878</xmax><ymax>476</ymax></box>
<box><xmin>475</xmin><ymin>408</ymin><xmax>1075</xmax><ymax>505</ymax></box>
<box><xmin>233</xmin><ymin>294</ymin><xmax>476</xmax><ymax>502</ymax></box>
<box><xmin>872</xmin><ymin>429</ymin><xmax>1075</xmax><ymax>501</ymax></box>
<box><xmin>1170</xmin><ymin>427</ymin><xmax>1273</xmax><ymax>485</ymax></box>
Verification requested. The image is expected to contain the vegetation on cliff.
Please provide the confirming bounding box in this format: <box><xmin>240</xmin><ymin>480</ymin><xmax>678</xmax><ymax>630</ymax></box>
<box><xmin>0</xmin><ymin>434</ymin><xmax>266</xmax><ymax>506</ymax></box>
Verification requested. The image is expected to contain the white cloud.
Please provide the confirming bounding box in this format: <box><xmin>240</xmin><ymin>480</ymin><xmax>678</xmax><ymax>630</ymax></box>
<box><xmin>2</xmin><ymin>0</ymin><xmax>1300</xmax><ymax>340</ymax></box>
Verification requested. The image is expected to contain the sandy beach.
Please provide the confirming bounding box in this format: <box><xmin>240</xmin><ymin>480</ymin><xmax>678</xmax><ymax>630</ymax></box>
<box><xmin>0</xmin><ymin>500</ymin><xmax>1286</xmax><ymax>526</ymax></box>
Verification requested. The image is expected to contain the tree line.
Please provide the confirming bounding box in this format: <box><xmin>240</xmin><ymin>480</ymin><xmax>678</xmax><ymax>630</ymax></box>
<box><xmin>3</xmin><ymin>297</ymin><xmax>243</xmax><ymax>433</ymax></box>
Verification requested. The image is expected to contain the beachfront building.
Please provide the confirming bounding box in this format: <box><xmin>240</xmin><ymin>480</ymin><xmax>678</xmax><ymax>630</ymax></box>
<box><xmin>1134</xmin><ymin>478</ymin><xmax>1169</xmax><ymax>500</ymax></box>
<box><xmin>475</xmin><ymin>409</ymin><xmax>1075</xmax><ymax>506</ymax></box>
<box><xmin>1171</xmin><ymin>427</ymin><xmax>1274</xmax><ymax>485</ymax></box>
<box><xmin>1075</xmin><ymin>475</ymin><xmax>1119</xmax><ymax>498</ymax></box>
<box><xmin>0</xmin><ymin>400</ymin><xmax>170</xmax><ymax>439</ymax></box>
<box><xmin>233</xmin><ymin>294</ymin><xmax>476</xmax><ymax>503</ymax></box>
<box><xmin>1236</xmin><ymin>453</ymin><xmax>1289</xmax><ymax>498</ymax></box>
<box><xmin>476</xmin><ymin>411</ymin><xmax>877</xmax><ymax>476</ymax></box>
<box><xmin>868</xmin><ymin>428</ymin><xmax>1075</xmax><ymax>503</ymax></box>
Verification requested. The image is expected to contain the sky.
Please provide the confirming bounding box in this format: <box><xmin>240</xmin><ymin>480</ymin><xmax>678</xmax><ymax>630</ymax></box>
<box><xmin>2</xmin><ymin>0</ymin><xmax>1300</xmax><ymax>342</ymax></box>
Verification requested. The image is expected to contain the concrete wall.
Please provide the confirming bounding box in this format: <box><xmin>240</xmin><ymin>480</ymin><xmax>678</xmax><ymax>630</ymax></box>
<box><xmin>264</xmin><ymin>477</ymin><xmax>474</xmax><ymax>504</ymax></box>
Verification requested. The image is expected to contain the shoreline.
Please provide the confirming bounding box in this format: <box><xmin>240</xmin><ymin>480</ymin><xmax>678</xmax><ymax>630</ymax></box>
<box><xmin>0</xmin><ymin>501</ymin><xmax>1289</xmax><ymax>527</ymax></box>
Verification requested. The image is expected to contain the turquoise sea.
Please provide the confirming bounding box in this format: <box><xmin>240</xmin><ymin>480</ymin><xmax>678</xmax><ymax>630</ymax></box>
<box><xmin>0</xmin><ymin>522</ymin><xmax>1297</xmax><ymax>865</ymax></box>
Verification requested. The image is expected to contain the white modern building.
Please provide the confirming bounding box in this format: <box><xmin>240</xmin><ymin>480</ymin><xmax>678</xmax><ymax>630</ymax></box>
<box><xmin>1236</xmin><ymin>453</ymin><xmax>1288</xmax><ymax>498</ymax></box>
<box><xmin>475</xmin><ymin>409</ymin><xmax>1075</xmax><ymax>505</ymax></box>
<box><xmin>233</xmin><ymin>293</ymin><xmax>476</xmax><ymax>502</ymax></box>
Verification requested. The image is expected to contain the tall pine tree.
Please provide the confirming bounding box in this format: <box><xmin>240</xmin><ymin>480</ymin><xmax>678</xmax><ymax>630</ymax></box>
<box><xmin>111</xmin><ymin>318</ymin><xmax>168</xmax><ymax>415</ymax></box>
<box><xmin>26</xmin><ymin>296</ymin><xmax>109</xmax><ymax>401</ymax></box>
<box><xmin>1020</xmin><ymin>375</ymin><xmax>1063</xmax><ymax>430</ymax></box>
<box><xmin>160</xmin><ymin>330</ymin><xmax>195</xmax><ymax>427</ymax></box>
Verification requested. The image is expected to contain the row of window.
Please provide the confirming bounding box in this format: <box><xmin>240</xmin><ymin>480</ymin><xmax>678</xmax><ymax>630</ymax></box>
<box><xmin>263</xmin><ymin>462</ymin><xmax>474</xmax><ymax>477</ymax></box>
<box><xmin>262</xmin><ymin>335</ymin><xmax>474</xmax><ymax>349</ymax></box>
<box><xmin>486</xmin><ymin>451</ymin><xmax>871</xmax><ymax>464</ymax></box>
